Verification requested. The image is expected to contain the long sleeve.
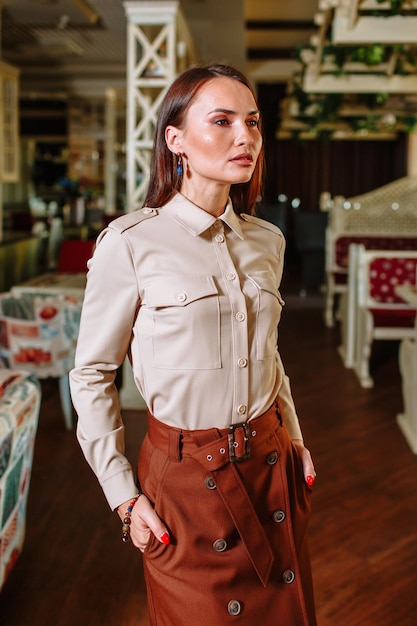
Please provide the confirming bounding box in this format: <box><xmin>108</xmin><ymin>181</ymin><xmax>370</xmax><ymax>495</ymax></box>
<box><xmin>70</xmin><ymin>228</ymin><xmax>140</xmax><ymax>510</ymax></box>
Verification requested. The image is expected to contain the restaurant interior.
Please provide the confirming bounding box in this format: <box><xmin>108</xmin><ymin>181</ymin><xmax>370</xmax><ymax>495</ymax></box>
<box><xmin>1</xmin><ymin>1</ymin><xmax>417</xmax><ymax>625</ymax></box>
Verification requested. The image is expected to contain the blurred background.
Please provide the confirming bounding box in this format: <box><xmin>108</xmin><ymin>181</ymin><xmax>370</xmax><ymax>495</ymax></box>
<box><xmin>1</xmin><ymin>2</ymin><xmax>417</xmax><ymax>625</ymax></box>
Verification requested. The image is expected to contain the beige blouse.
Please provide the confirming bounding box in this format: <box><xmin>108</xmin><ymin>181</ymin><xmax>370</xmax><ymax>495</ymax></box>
<box><xmin>70</xmin><ymin>193</ymin><xmax>303</xmax><ymax>510</ymax></box>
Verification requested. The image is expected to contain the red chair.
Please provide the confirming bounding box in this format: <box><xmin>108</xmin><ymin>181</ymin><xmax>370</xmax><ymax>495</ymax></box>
<box><xmin>56</xmin><ymin>239</ymin><xmax>95</xmax><ymax>274</ymax></box>
<box><xmin>351</xmin><ymin>245</ymin><xmax>417</xmax><ymax>387</ymax></box>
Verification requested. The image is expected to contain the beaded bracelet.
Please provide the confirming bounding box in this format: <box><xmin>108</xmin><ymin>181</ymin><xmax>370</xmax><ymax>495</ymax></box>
<box><xmin>121</xmin><ymin>494</ymin><xmax>140</xmax><ymax>543</ymax></box>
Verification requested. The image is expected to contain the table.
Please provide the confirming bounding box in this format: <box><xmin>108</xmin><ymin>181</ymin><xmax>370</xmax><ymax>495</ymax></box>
<box><xmin>13</xmin><ymin>271</ymin><xmax>86</xmax><ymax>300</ymax></box>
<box><xmin>395</xmin><ymin>284</ymin><xmax>417</xmax><ymax>454</ymax></box>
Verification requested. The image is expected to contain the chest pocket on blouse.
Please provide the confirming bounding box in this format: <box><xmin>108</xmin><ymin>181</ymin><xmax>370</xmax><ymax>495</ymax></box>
<box><xmin>143</xmin><ymin>275</ymin><xmax>221</xmax><ymax>369</ymax></box>
<box><xmin>247</xmin><ymin>272</ymin><xmax>285</xmax><ymax>360</ymax></box>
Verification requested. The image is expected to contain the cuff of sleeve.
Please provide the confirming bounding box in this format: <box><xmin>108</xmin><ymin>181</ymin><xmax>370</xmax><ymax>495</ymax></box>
<box><xmin>100</xmin><ymin>467</ymin><xmax>140</xmax><ymax>511</ymax></box>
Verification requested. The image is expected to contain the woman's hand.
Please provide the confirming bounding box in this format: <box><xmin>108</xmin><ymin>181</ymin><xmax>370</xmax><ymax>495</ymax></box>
<box><xmin>292</xmin><ymin>439</ymin><xmax>316</xmax><ymax>487</ymax></box>
<box><xmin>117</xmin><ymin>494</ymin><xmax>170</xmax><ymax>552</ymax></box>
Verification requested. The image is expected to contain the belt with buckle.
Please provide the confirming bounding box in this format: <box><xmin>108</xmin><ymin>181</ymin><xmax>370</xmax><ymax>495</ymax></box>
<box><xmin>228</xmin><ymin>422</ymin><xmax>251</xmax><ymax>462</ymax></box>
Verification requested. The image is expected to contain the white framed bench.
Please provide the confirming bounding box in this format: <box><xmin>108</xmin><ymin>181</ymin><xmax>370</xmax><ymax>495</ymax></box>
<box><xmin>339</xmin><ymin>244</ymin><xmax>417</xmax><ymax>388</ymax></box>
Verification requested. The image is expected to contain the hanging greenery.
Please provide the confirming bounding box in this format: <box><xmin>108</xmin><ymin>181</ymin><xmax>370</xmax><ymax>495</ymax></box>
<box><xmin>283</xmin><ymin>3</ymin><xmax>417</xmax><ymax>140</ymax></box>
<box><xmin>298</xmin><ymin>43</ymin><xmax>417</xmax><ymax>76</ymax></box>
<box><xmin>283</xmin><ymin>77</ymin><xmax>417</xmax><ymax>140</ymax></box>
<box><xmin>286</xmin><ymin>31</ymin><xmax>417</xmax><ymax>140</ymax></box>
<box><xmin>372</xmin><ymin>0</ymin><xmax>411</xmax><ymax>16</ymax></box>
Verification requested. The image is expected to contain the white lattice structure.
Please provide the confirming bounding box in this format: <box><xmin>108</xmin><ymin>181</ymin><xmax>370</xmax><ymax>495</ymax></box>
<box><xmin>123</xmin><ymin>1</ymin><xmax>198</xmax><ymax>211</ymax></box>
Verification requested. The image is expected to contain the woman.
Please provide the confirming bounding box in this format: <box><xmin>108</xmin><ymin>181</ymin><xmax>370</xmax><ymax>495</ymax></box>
<box><xmin>70</xmin><ymin>64</ymin><xmax>317</xmax><ymax>626</ymax></box>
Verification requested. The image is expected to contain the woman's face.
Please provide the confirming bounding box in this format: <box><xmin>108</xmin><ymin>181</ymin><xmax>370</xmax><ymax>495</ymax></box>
<box><xmin>167</xmin><ymin>76</ymin><xmax>262</xmax><ymax>192</ymax></box>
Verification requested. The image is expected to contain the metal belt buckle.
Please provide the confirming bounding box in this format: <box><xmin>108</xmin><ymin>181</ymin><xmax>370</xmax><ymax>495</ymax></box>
<box><xmin>228</xmin><ymin>422</ymin><xmax>251</xmax><ymax>462</ymax></box>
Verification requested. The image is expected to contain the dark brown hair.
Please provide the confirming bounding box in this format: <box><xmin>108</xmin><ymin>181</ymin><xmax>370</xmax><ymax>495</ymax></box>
<box><xmin>142</xmin><ymin>64</ymin><xmax>264</xmax><ymax>215</ymax></box>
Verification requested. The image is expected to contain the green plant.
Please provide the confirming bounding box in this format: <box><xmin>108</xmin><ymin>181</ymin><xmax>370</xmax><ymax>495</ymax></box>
<box><xmin>285</xmin><ymin>81</ymin><xmax>417</xmax><ymax>140</ymax></box>
<box><xmin>285</xmin><ymin>7</ymin><xmax>417</xmax><ymax>140</ymax></box>
<box><xmin>371</xmin><ymin>0</ymin><xmax>410</xmax><ymax>16</ymax></box>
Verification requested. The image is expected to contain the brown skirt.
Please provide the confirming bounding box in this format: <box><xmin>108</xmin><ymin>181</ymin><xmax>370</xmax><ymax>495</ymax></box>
<box><xmin>137</xmin><ymin>405</ymin><xmax>317</xmax><ymax>626</ymax></box>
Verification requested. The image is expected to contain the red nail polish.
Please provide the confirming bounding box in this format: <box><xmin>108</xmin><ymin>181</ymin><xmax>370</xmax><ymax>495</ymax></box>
<box><xmin>161</xmin><ymin>532</ymin><xmax>170</xmax><ymax>545</ymax></box>
<box><xmin>306</xmin><ymin>475</ymin><xmax>315</xmax><ymax>487</ymax></box>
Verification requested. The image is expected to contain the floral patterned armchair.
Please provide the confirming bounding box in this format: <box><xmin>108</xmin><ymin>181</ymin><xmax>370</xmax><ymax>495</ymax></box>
<box><xmin>0</xmin><ymin>292</ymin><xmax>81</xmax><ymax>429</ymax></box>
<box><xmin>0</xmin><ymin>369</ymin><xmax>41</xmax><ymax>589</ymax></box>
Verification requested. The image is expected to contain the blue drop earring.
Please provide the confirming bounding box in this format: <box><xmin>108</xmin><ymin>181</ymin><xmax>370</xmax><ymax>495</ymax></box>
<box><xmin>177</xmin><ymin>154</ymin><xmax>183</xmax><ymax>177</ymax></box>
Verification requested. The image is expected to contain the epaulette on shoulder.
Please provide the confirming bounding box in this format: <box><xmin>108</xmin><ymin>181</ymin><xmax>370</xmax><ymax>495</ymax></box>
<box><xmin>240</xmin><ymin>213</ymin><xmax>283</xmax><ymax>236</ymax></box>
<box><xmin>108</xmin><ymin>207</ymin><xmax>159</xmax><ymax>234</ymax></box>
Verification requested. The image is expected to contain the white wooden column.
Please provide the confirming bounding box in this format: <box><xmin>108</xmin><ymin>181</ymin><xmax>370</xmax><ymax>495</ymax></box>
<box><xmin>0</xmin><ymin>61</ymin><xmax>20</xmax><ymax>243</ymax></box>
<box><xmin>104</xmin><ymin>88</ymin><xmax>117</xmax><ymax>216</ymax></box>
<box><xmin>123</xmin><ymin>1</ymin><xmax>198</xmax><ymax>212</ymax></box>
<box><xmin>407</xmin><ymin>131</ymin><xmax>417</xmax><ymax>178</ymax></box>
<box><xmin>120</xmin><ymin>1</ymin><xmax>198</xmax><ymax>409</ymax></box>
<box><xmin>397</xmin><ymin>336</ymin><xmax>417</xmax><ymax>454</ymax></box>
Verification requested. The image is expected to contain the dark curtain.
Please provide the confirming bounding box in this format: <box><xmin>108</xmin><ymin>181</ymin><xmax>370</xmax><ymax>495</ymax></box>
<box><xmin>273</xmin><ymin>137</ymin><xmax>407</xmax><ymax>209</ymax></box>
<box><xmin>256</xmin><ymin>82</ymin><xmax>408</xmax><ymax>212</ymax></box>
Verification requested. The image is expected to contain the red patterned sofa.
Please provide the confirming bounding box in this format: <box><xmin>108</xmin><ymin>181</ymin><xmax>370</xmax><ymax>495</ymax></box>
<box><xmin>324</xmin><ymin>176</ymin><xmax>417</xmax><ymax>327</ymax></box>
<box><xmin>0</xmin><ymin>369</ymin><xmax>41</xmax><ymax>590</ymax></box>
<box><xmin>341</xmin><ymin>244</ymin><xmax>417</xmax><ymax>388</ymax></box>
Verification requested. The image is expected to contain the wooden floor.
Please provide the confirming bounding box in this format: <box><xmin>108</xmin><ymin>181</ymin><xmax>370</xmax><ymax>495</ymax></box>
<box><xmin>1</xmin><ymin>291</ymin><xmax>417</xmax><ymax>626</ymax></box>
